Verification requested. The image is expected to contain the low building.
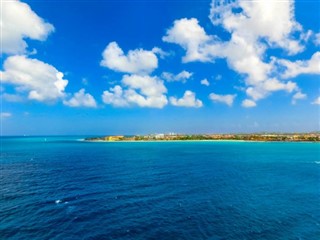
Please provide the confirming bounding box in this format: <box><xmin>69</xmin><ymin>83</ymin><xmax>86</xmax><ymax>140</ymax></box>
<box><xmin>104</xmin><ymin>136</ymin><xmax>124</xmax><ymax>141</ymax></box>
<box><xmin>155</xmin><ymin>133</ymin><xmax>165</xmax><ymax>139</ymax></box>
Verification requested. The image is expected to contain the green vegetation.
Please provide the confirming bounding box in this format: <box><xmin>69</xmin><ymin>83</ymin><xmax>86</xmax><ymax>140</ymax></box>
<box><xmin>85</xmin><ymin>133</ymin><xmax>320</xmax><ymax>142</ymax></box>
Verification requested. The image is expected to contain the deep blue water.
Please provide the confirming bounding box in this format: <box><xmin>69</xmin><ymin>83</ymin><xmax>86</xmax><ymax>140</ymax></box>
<box><xmin>1</xmin><ymin>136</ymin><xmax>319</xmax><ymax>240</ymax></box>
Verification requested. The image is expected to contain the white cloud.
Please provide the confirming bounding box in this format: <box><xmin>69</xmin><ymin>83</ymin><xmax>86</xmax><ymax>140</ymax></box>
<box><xmin>210</xmin><ymin>0</ymin><xmax>303</xmax><ymax>54</ymax></box>
<box><xmin>0</xmin><ymin>112</ymin><xmax>12</xmax><ymax>118</ymax></box>
<box><xmin>300</xmin><ymin>30</ymin><xmax>313</xmax><ymax>43</ymax></box>
<box><xmin>209</xmin><ymin>93</ymin><xmax>236</xmax><ymax>106</ymax></box>
<box><xmin>151</xmin><ymin>47</ymin><xmax>170</xmax><ymax>59</ymax></box>
<box><xmin>246</xmin><ymin>78</ymin><xmax>297</xmax><ymax>100</ymax></box>
<box><xmin>0</xmin><ymin>55</ymin><xmax>68</xmax><ymax>102</ymax></box>
<box><xmin>102</xmin><ymin>75</ymin><xmax>168</xmax><ymax>108</ymax></box>
<box><xmin>170</xmin><ymin>90</ymin><xmax>203</xmax><ymax>108</ymax></box>
<box><xmin>63</xmin><ymin>89</ymin><xmax>97</xmax><ymax>108</ymax></box>
<box><xmin>163</xmin><ymin>1</ymin><xmax>318</xmax><ymax>106</ymax></box>
<box><xmin>102</xmin><ymin>85</ymin><xmax>130</xmax><ymax>107</ymax></box>
<box><xmin>292</xmin><ymin>91</ymin><xmax>306</xmax><ymax>104</ymax></box>
<box><xmin>122</xmin><ymin>74</ymin><xmax>166</xmax><ymax>97</ymax></box>
<box><xmin>276</xmin><ymin>52</ymin><xmax>320</xmax><ymax>78</ymax></box>
<box><xmin>162</xmin><ymin>70</ymin><xmax>193</xmax><ymax>83</ymax></box>
<box><xmin>242</xmin><ymin>99</ymin><xmax>257</xmax><ymax>108</ymax></box>
<box><xmin>262</xmin><ymin>78</ymin><xmax>297</xmax><ymax>92</ymax></box>
<box><xmin>163</xmin><ymin>18</ymin><xmax>214</xmax><ymax>62</ymax></box>
<box><xmin>314</xmin><ymin>33</ymin><xmax>320</xmax><ymax>46</ymax></box>
<box><xmin>312</xmin><ymin>97</ymin><xmax>320</xmax><ymax>105</ymax></box>
<box><xmin>162</xmin><ymin>17</ymin><xmax>272</xmax><ymax>102</ymax></box>
<box><xmin>100</xmin><ymin>42</ymin><xmax>158</xmax><ymax>74</ymax></box>
<box><xmin>1</xmin><ymin>0</ymin><xmax>54</xmax><ymax>54</ymax></box>
<box><xmin>200</xmin><ymin>78</ymin><xmax>210</xmax><ymax>86</ymax></box>
<box><xmin>223</xmin><ymin>35</ymin><xmax>272</xmax><ymax>85</ymax></box>
<box><xmin>124</xmin><ymin>88</ymin><xmax>168</xmax><ymax>108</ymax></box>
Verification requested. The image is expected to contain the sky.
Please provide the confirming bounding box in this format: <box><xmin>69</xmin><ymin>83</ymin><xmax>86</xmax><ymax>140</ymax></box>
<box><xmin>0</xmin><ymin>0</ymin><xmax>319</xmax><ymax>135</ymax></box>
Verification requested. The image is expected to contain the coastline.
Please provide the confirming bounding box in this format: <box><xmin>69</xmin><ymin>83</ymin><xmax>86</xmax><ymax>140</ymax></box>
<box><xmin>83</xmin><ymin>133</ymin><xmax>320</xmax><ymax>143</ymax></box>
<box><xmin>83</xmin><ymin>139</ymin><xmax>319</xmax><ymax>143</ymax></box>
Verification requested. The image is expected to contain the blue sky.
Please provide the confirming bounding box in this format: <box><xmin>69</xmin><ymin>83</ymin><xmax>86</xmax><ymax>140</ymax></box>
<box><xmin>1</xmin><ymin>0</ymin><xmax>319</xmax><ymax>135</ymax></box>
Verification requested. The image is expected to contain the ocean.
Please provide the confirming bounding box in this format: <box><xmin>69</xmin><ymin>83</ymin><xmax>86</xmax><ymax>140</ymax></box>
<box><xmin>1</xmin><ymin>136</ymin><xmax>319</xmax><ymax>239</ymax></box>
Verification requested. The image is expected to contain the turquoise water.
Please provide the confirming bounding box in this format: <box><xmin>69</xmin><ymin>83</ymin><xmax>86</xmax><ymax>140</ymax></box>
<box><xmin>1</xmin><ymin>137</ymin><xmax>319</xmax><ymax>239</ymax></box>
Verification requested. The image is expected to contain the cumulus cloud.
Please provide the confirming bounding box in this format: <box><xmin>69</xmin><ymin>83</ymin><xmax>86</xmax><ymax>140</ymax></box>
<box><xmin>161</xmin><ymin>70</ymin><xmax>193</xmax><ymax>83</ymax></box>
<box><xmin>170</xmin><ymin>90</ymin><xmax>203</xmax><ymax>108</ymax></box>
<box><xmin>276</xmin><ymin>52</ymin><xmax>320</xmax><ymax>78</ymax></box>
<box><xmin>162</xmin><ymin>15</ymin><xmax>273</xmax><ymax>83</ymax></box>
<box><xmin>63</xmin><ymin>89</ymin><xmax>97</xmax><ymax>108</ymax></box>
<box><xmin>163</xmin><ymin>18</ymin><xmax>214</xmax><ymax>62</ymax></box>
<box><xmin>1</xmin><ymin>0</ymin><xmax>54</xmax><ymax>54</ymax></box>
<box><xmin>1</xmin><ymin>55</ymin><xmax>68</xmax><ymax>102</ymax></box>
<box><xmin>246</xmin><ymin>78</ymin><xmax>297</xmax><ymax>100</ymax></box>
<box><xmin>312</xmin><ymin>97</ymin><xmax>320</xmax><ymax>105</ymax></box>
<box><xmin>242</xmin><ymin>99</ymin><xmax>257</xmax><ymax>108</ymax></box>
<box><xmin>100</xmin><ymin>42</ymin><xmax>158</xmax><ymax>74</ymax></box>
<box><xmin>122</xmin><ymin>74</ymin><xmax>166</xmax><ymax>97</ymax></box>
<box><xmin>102</xmin><ymin>75</ymin><xmax>168</xmax><ymax>108</ymax></box>
<box><xmin>200</xmin><ymin>78</ymin><xmax>210</xmax><ymax>86</ymax></box>
<box><xmin>210</xmin><ymin>0</ymin><xmax>303</xmax><ymax>54</ymax></box>
<box><xmin>162</xmin><ymin>17</ymin><xmax>272</xmax><ymax>103</ymax></box>
<box><xmin>292</xmin><ymin>91</ymin><xmax>307</xmax><ymax>104</ymax></box>
<box><xmin>163</xmin><ymin>0</ymin><xmax>318</xmax><ymax>106</ymax></box>
<box><xmin>209</xmin><ymin>93</ymin><xmax>236</xmax><ymax>106</ymax></box>
<box><xmin>102</xmin><ymin>85</ymin><xmax>129</xmax><ymax>107</ymax></box>
<box><xmin>0</xmin><ymin>112</ymin><xmax>12</xmax><ymax>118</ymax></box>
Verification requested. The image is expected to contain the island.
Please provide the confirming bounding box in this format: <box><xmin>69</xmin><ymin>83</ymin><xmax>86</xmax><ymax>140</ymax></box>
<box><xmin>85</xmin><ymin>133</ymin><xmax>320</xmax><ymax>142</ymax></box>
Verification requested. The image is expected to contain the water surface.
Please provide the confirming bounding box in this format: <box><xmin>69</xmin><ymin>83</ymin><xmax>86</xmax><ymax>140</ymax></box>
<box><xmin>1</xmin><ymin>137</ymin><xmax>319</xmax><ymax>239</ymax></box>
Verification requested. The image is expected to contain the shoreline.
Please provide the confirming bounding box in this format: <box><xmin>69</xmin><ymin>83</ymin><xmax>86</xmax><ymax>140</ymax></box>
<box><xmin>83</xmin><ymin>139</ymin><xmax>319</xmax><ymax>143</ymax></box>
